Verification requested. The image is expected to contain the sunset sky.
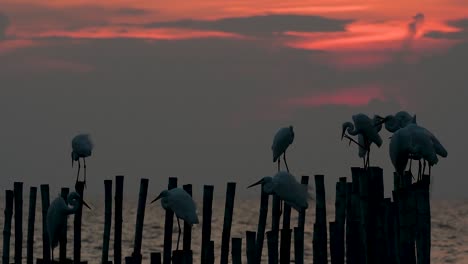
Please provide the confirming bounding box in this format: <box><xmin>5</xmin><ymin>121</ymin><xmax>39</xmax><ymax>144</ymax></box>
<box><xmin>1</xmin><ymin>0</ymin><xmax>467</xmax><ymax>199</ymax></box>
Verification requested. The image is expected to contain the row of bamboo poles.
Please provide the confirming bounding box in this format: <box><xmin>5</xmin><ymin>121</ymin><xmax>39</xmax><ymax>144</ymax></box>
<box><xmin>1</xmin><ymin>167</ymin><xmax>431</xmax><ymax>264</ymax></box>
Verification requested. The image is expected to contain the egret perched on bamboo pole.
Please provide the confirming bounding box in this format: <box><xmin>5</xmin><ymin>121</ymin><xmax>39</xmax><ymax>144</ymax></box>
<box><xmin>151</xmin><ymin>188</ymin><xmax>199</xmax><ymax>250</ymax></box>
<box><xmin>71</xmin><ymin>134</ymin><xmax>93</xmax><ymax>188</ymax></box>
<box><xmin>272</xmin><ymin>126</ymin><xmax>294</xmax><ymax>172</ymax></box>
<box><xmin>47</xmin><ymin>192</ymin><xmax>91</xmax><ymax>261</ymax></box>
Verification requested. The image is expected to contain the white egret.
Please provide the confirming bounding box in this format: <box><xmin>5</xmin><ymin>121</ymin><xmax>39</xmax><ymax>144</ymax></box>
<box><xmin>47</xmin><ymin>192</ymin><xmax>90</xmax><ymax>260</ymax></box>
<box><xmin>272</xmin><ymin>126</ymin><xmax>294</xmax><ymax>172</ymax></box>
<box><xmin>342</xmin><ymin>114</ymin><xmax>383</xmax><ymax>168</ymax></box>
<box><xmin>377</xmin><ymin>111</ymin><xmax>417</xmax><ymax>133</ymax></box>
<box><xmin>151</xmin><ymin>188</ymin><xmax>199</xmax><ymax>250</ymax></box>
<box><xmin>390</xmin><ymin>123</ymin><xmax>447</xmax><ymax>181</ymax></box>
<box><xmin>247</xmin><ymin>171</ymin><xmax>309</xmax><ymax>212</ymax></box>
<box><xmin>71</xmin><ymin>134</ymin><xmax>93</xmax><ymax>188</ymax></box>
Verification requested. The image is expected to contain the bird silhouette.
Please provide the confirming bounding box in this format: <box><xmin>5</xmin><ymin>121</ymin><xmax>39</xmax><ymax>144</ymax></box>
<box><xmin>377</xmin><ymin>111</ymin><xmax>416</xmax><ymax>133</ymax></box>
<box><xmin>71</xmin><ymin>134</ymin><xmax>93</xmax><ymax>188</ymax></box>
<box><xmin>272</xmin><ymin>126</ymin><xmax>294</xmax><ymax>172</ymax></box>
<box><xmin>47</xmin><ymin>192</ymin><xmax>90</xmax><ymax>261</ymax></box>
<box><xmin>390</xmin><ymin>123</ymin><xmax>447</xmax><ymax>181</ymax></box>
<box><xmin>248</xmin><ymin>171</ymin><xmax>310</xmax><ymax>212</ymax></box>
<box><xmin>342</xmin><ymin>114</ymin><xmax>383</xmax><ymax>168</ymax></box>
<box><xmin>151</xmin><ymin>188</ymin><xmax>199</xmax><ymax>250</ymax></box>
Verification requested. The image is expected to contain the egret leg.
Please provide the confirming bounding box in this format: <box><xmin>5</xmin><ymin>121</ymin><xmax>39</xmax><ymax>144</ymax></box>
<box><xmin>279</xmin><ymin>199</ymin><xmax>283</xmax><ymax>217</ymax></box>
<box><xmin>176</xmin><ymin>217</ymin><xmax>182</xmax><ymax>251</ymax></box>
<box><xmin>429</xmin><ymin>165</ymin><xmax>432</xmax><ymax>177</ymax></box>
<box><xmin>422</xmin><ymin>161</ymin><xmax>427</xmax><ymax>181</ymax></box>
<box><xmin>283</xmin><ymin>152</ymin><xmax>289</xmax><ymax>173</ymax></box>
<box><xmin>75</xmin><ymin>159</ymin><xmax>81</xmax><ymax>185</ymax></box>
<box><xmin>83</xmin><ymin>157</ymin><xmax>87</xmax><ymax>188</ymax></box>
<box><xmin>418</xmin><ymin>160</ymin><xmax>422</xmax><ymax>181</ymax></box>
<box><xmin>409</xmin><ymin>158</ymin><xmax>413</xmax><ymax>173</ymax></box>
<box><xmin>277</xmin><ymin>160</ymin><xmax>280</xmax><ymax>172</ymax></box>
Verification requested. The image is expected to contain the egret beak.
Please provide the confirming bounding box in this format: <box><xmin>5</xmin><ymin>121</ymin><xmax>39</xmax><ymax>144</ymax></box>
<box><xmin>247</xmin><ymin>179</ymin><xmax>264</xmax><ymax>189</ymax></box>
<box><xmin>151</xmin><ymin>193</ymin><xmax>162</xmax><ymax>204</ymax></box>
<box><xmin>341</xmin><ymin>127</ymin><xmax>346</xmax><ymax>140</ymax></box>
<box><xmin>374</xmin><ymin>115</ymin><xmax>387</xmax><ymax>127</ymax></box>
<box><xmin>82</xmin><ymin>199</ymin><xmax>91</xmax><ymax>210</ymax></box>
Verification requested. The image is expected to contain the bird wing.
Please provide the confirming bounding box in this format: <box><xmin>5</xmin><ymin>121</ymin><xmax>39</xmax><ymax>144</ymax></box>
<box><xmin>272</xmin><ymin>127</ymin><xmax>293</xmax><ymax>162</ymax></box>
<box><xmin>273</xmin><ymin>172</ymin><xmax>309</xmax><ymax>211</ymax></box>
<box><xmin>421</xmin><ymin>127</ymin><xmax>448</xmax><ymax>157</ymax></box>
<box><xmin>47</xmin><ymin>197</ymin><xmax>68</xmax><ymax>249</ymax></box>
<box><xmin>168</xmin><ymin>188</ymin><xmax>199</xmax><ymax>224</ymax></box>
<box><xmin>354</xmin><ymin>114</ymin><xmax>382</xmax><ymax>147</ymax></box>
<box><xmin>389</xmin><ymin>128</ymin><xmax>410</xmax><ymax>175</ymax></box>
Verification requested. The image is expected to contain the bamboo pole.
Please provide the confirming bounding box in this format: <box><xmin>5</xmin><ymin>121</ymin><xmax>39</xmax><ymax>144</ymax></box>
<box><xmin>334</xmin><ymin>177</ymin><xmax>346</xmax><ymax>264</ymax></box>
<box><xmin>220</xmin><ymin>182</ymin><xmax>236</xmax><ymax>264</ymax></box>
<box><xmin>150</xmin><ymin>252</ymin><xmax>161</xmax><ymax>264</ymax></box>
<box><xmin>329</xmin><ymin>222</ymin><xmax>337</xmax><ymax>264</ymax></box>
<box><xmin>279</xmin><ymin>228</ymin><xmax>291</xmax><ymax>264</ymax></box>
<box><xmin>415</xmin><ymin>175</ymin><xmax>430</xmax><ymax>264</ymax></box>
<box><xmin>132</xmin><ymin>178</ymin><xmax>149</xmax><ymax>264</ymax></box>
<box><xmin>207</xmin><ymin>241</ymin><xmax>215</xmax><ymax>264</ymax></box>
<box><xmin>201</xmin><ymin>185</ymin><xmax>214</xmax><ymax>264</ymax></box>
<box><xmin>2</xmin><ymin>190</ymin><xmax>14</xmax><ymax>264</ymax></box>
<box><xmin>293</xmin><ymin>227</ymin><xmax>304</xmax><ymax>264</ymax></box>
<box><xmin>14</xmin><ymin>182</ymin><xmax>23</xmax><ymax>264</ymax></box>
<box><xmin>74</xmin><ymin>181</ymin><xmax>86</xmax><ymax>264</ymax></box>
<box><xmin>26</xmin><ymin>187</ymin><xmax>37</xmax><ymax>264</ymax></box>
<box><xmin>313</xmin><ymin>175</ymin><xmax>327</xmax><ymax>264</ymax></box>
<box><xmin>266</xmin><ymin>231</ymin><xmax>278</xmax><ymax>264</ymax></box>
<box><xmin>182</xmin><ymin>184</ymin><xmax>193</xmax><ymax>263</ymax></box>
<box><xmin>246</xmin><ymin>231</ymin><xmax>257</xmax><ymax>264</ymax></box>
<box><xmin>40</xmin><ymin>184</ymin><xmax>51</xmax><ymax>262</ymax></box>
<box><xmin>255</xmin><ymin>189</ymin><xmax>269</xmax><ymax>264</ymax></box>
<box><xmin>115</xmin><ymin>175</ymin><xmax>124</xmax><ymax>264</ymax></box>
<box><xmin>270</xmin><ymin>195</ymin><xmax>281</xmax><ymax>264</ymax></box>
<box><xmin>231</xmin><ymin>238</ymin><xmax>242</xmax><ymax>264</ymax></box>
<box><xmin>163</xmin><ymin>177</ymin><xmax>177</xmax><ymax>264</ymax></box>
<box><xmin>60</xmin><ymin>187</ymin><xmax>70</xmax><ymax>262</ymax></box>
<box><xmin>102</xmin><ymin>180</ymin><xmax>112</xmax><ymax>264</ymax></box>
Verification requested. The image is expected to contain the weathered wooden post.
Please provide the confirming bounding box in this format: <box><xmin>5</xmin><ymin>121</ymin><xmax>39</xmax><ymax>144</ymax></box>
<box><xmin>182</xmin><ymin>184</ymin><xmax>193</xmax><ymax>263</ymax></box>
<box><xmin>115</xmin><ymin>175</ymin><xmax>124</xmax><ymax>264</ymax></box>
<box><xmin>255</xmin><ymin>189</ymin><xmax>269</xmax><ymax>264</ymax></box>
<box><xmin>358</xmin><ymin>168</ymin><xmax>370</xmax><ymax>264</ymax></box>
<box><xmin>329</xmin><ymin>222</ymin><xmax>337</xmax><ymax>264</ymax></box>
<box><xmin>40</xmin><ymin>184</ymin><xmax>51</xmax><ymax>263</ymax></box>
<box><xmin>60</xmin><ymin>187</ymin><xmax>70</xmax><ymax>262</ymax></box>
<box><xmin>150</xmin><ymin>252</ymin><xmax>161</xmax><ymax>264</ymax></box>
<box><xmin>266</xmin><ymin>231</ymin><xmax>278</xmax><ymax>264</ymax></box>
<box><xmin>201</xmin><ymin>185</ymin><xmax>214</xmax><ymax>264</ymax></box>
<box><xmin>27</xmin><ymin>187</ymin><xmax>37</xmax><ymax>264</ymax></box>
<box><xmin>279</xmin><ymin>200</ymin><xmax>291</xmax><ymax>264</ymax></box>
<box><xmin>369</xmin><ymin>167</ymin><xmax>385</xmax><ymax>263</ymax></box>
<box><xmin>207</xmin><ymin>241</ymin><xmax>215</xmax><ymax>264</ymax></box>
<box><xmin>269</xmin><ymin>195</ymin><xmax>281</xmax><ymax>264</ymax></box>
<box><xmin>163</xmin><ymin>177</ymin><xmax>177</xmax><ymax>264</ymax></box>
<box><xmin>294</xmin><ymin>175</ymin><xmax>309</xmax><ymax>264</ymax></box>
<box><xmin>131</xmin><ymin>178</ymin><xmax>149</xmax><ymax>264</ymax></box>
<box><xmin>231</xmin><ymin>238</ymin><xmax>242</xmax><ymax>264</ymax></box>
<box><xmin>333</xmin><ymin>177</ymin><xmax>346</xmax><ymax>264</ymax></box>
<box><xmin>313</xmin><ymin>175</ymin><xmax>327</xmax><ymax>264</ymax></box>
<box><xmin>74</xmin><ymin>181</ymin><xmax>86</xmax><ymax>264</ymax></box>
<box><xmin>383</xmin><ymin>197</ymin><xmax>397</xmax><ymax>264</ymax></box>
<box><xmin>220</xmin><ymin>182</ymin><xmax>236</xmax><ymax>264</ymax></box>
<box><xmin>14</xmin><ymin>182</ymin><xmax>23</xmax><ymax>264</ymax></box>
<box><xmin>102</xmin><ymin>180</ymin><xmax>112</xmax><ymax>264</ymax></box>
<box><xmin>2</xmin><ymin>190</ymin><xmax>14</xmax><ymax>264</ymax></box>
<box><xmin>246</xmin><ymin>231</ymin><xmax>257</xmax><ymax>264</ymax></box>
<box><xmin>415</xmin><ymin>175</ymin><xmax>431</xmax><ymax>264</ymax></box>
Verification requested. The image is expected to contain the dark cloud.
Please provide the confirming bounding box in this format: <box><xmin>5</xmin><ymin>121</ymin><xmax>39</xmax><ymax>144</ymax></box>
<box><xmin>425</xmin><ymin>18</ymin><xmax>468</xmax><ymax>40</ymax></box>
<box><xmin>0</xmin><ymin>12</ymin><xmax>10</xmax><ymax>40</ymax></box>
<box><xmin>403</xmin><ymin>13</ymin><xmax>425</xmax><ymax>49</ymax></box>
<box><xmin>144</xmin><ymin>14</ymin><xmax>353</xmax><ymax>36</ymax></box>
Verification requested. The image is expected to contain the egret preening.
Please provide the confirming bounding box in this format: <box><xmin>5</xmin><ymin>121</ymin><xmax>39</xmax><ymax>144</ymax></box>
<box><xmin>151</xmin><ymin>188</ymin><xmax>199</xmax><ymax>250</ymax></box>
<box><xmin>342</xmin><ymin>114</ymin><xmax>383</xmax><ymax>168</ymax></box>
<box><xmin>377</xmin><ymin>111</ymin><xmax>417</xmax><ymax>133</ymax></box>
<box><xmin>390</xmin><ymin>123</ymin><xmax>447</xmax><ymax>181</ymax></box>
<box><xmin>247</xmin><ymin>171</ymin><xmax>309</xmax><ymax>212</ymax></box>
<box><xmin>272</xmin><ymin>126</ymin><xmax>294</xmax><ymax>172</ymax></box>
<box><xmin>47</xmin><ymin>192</ymin><xmax>90</xmax><ymax>260</ymax></box>
<box><xmin>71</xmin><ymin>134</ymin><xmax>93</xmax><ymax>188</ymax></box>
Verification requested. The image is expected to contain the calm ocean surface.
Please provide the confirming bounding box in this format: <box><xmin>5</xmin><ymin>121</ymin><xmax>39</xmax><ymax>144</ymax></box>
<box><xmin>1</xmin><ymin>198</ymin><xmax>467</xmax><ymax>263</ymax></box>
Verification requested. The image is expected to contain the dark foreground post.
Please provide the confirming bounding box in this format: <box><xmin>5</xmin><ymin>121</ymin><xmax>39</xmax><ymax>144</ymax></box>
<box><xmin>207</xmin><ymin>241</ymin><xmax>215</xmax><ymax>264</ymax></box>
<box><xmin>313</xmin><ymin>175</ymin><xmax>327</xmax><ymax>264</ymax></box>
<box><xmin>293</xmin><ymin>227</ymin><xmax>304</xmax><ymax>264</ymax></box>
<box><xmin>266</xmin><ymin>231</ymin><xmax>278</xmax><ymax>264</ymax></box>
<box><xmin>201</xmin><ymin>185</ymin><xmax>214</xmax><ymax>264</ymax></box>
<box><xmin>60</xmin><ymin>188</ymin><xmax>70</xmax><ymax>262</ymax></box>
<box><xmin>163</xmin><ymin>177</ymin><xmax>178</xmax><ymax>264</ymax></box>
<box><xmin>40</xmin><ymin>184</ymin><xmax>51</xmax><ymax>262</ymax></box>
<box><xmin>231</xmin><ymin>238</ymin><xmax>242</xmax><ymax>264</ymax></box>
<box><xmin>14</xmin><ymin>182</ymin><xmax>23</xmax><ymax>264</ymax></box>
<box><xmin>270</xmin><ymin>195</ymin><xmax>281</xmax><ymax>264</ymax></box>
<box><xmin>74</xmin><ymin>181</ymin><xmax>86</xmax><ymax>264</ymax></box>
<box><xmin>27</xmin><ymin>187</ymin><xmax>37</xmax><ymax>264</ymax></box>
<box><xmin>182</xmin><ymin>184</ymin><xmax>193</xmax><ymax>263</ymax></box>
<box><xmin>2</xmin><ymin>190</ymin><xmax>14</xmax><ymax>264</ymax></box>
<box><xmin>416</xmin><ymin>175</ymin><xmax>431</xmax><ymax>264</ymax></box>
<box><xmin>115</xmin><ymin>175</ymin><xmax>124</xmax><ymax>264</ymax></box>
<box><xmin>334</xmin><ymin>177</ymin><xmax>346</xmax><ymax>264</ymax></box>
<box><xmin>255</xmin><ymin>189</ymin><xmax>269</xmax><ymax>264</ymax></box>
<box><xmin>220</xmin><ymin>182</ymin><xmax>236</xmax><ymax>264</ymax></box>
<box><xmin>246</xmin><ymin>231</ymin><xmax>257</xmax><ymax>264</ymax></box>
<box><xmin>150</xmin><ymin>252</ymin><xmax>161</xmax><ymax>264</ymax></box>
<box><xmin>279</xmin><ymin>196</ymin><xmax>291</xmax><ymax>264</ymax></box>
<box><xmin>132</xmin><ymin>178</ymin><xmax>149</xmax><ymax>264</ymax></box>
<box><xmin>102</xmin><ymin>180</ymin><xmax>112</xmax><ymax>264</ymax></box>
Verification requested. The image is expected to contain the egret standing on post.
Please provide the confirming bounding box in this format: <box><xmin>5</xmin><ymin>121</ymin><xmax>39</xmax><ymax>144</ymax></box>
<box><xmin>151</xmin><ymin>188</ymin><xmax>199</xmax><ymax>250</ymax></box>
<box><xmin>47</xmin><ymin>192</ymin><xmax>90</xmax><ymax>260</ymax></box>
<box><xmin>342</xmin><ymin>114</ymin><xmax>383</xmax><ymax>168</ymax></box>
<box><xmin>272</xmin><ymin>126</ymin><xmax>294</xmax><ymax>172</ymax></box>
<box><xmin>247</xmin><ymin>171</ymin><xmax>309</xmax><ymax>212</ymax></box>
<box><xmin>71</xmin><ymin>134</ymin><xmax>93</xmax><ymax>188</ymax></box>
